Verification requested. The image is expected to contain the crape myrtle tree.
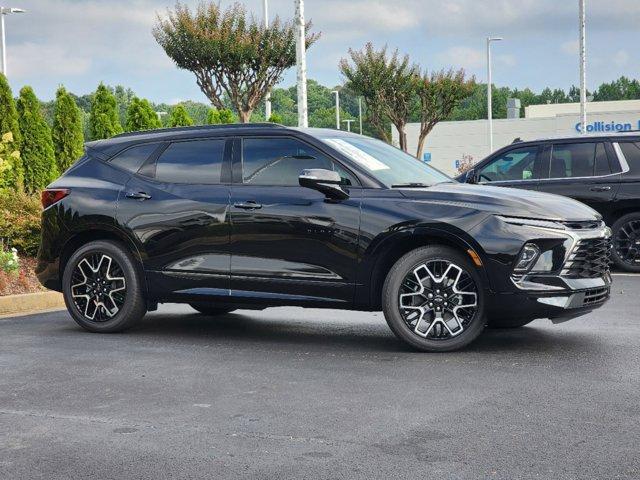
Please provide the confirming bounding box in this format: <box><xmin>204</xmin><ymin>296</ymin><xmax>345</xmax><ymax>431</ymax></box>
<box><xmin>169</xmin><ymin>105</ymin><xmax>193</xmax><ymax>127</ymax></box>
<box><xmin>153</xmin><ymin>1</ymin><xmax>319</xmax><ymax>123</ymax></box>
<box><xmin>89</xmin><ymin>83</ymin><xmax>123</xmax><ymax>140</ymax></box>
<box><xmin>125</xmin><ymin>97</ymin><xmax>162</xmax><ymax>132</ymax></box>
<box><xmin>17</xmin><ymin>86</ymin><xmax>58</xmax><ymax>192</ymax></box>
<box><xmin>340</xmin><ymin>43</ymin><xmax>417</xmax><ymax>150</ymax></box>
<box><xmin>0</xmin><ymin>73</ymin><xmax>23</xmax><ymax>189</ymax></box>
<box><xmin>414</xmin><ymin>68</ymin><xmax>475</xmax><ymax>160</ymax></box>
<box><xmin>52</xmin><ymin>86</ymin><xmax>85</xmax><ymax>172</ymax></box>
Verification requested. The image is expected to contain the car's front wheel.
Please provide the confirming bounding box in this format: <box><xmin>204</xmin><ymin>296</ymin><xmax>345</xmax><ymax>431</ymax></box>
<box><xmin>62</xmin><ymin>240</ymin><xmax>147</xmax><ymax>333</ymax></box>
<box><xmin>611</xmin><ymin>212</ymin><xmax>640</xmax><ymax>272</ymax></box>
<box><xmin>382</xmin><ymin>246</ymin><xmax>486</xmax><ymax>352</ymax></box>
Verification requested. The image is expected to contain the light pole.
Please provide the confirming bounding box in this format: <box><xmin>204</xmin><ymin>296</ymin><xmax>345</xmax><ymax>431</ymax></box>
<box><xmin>486</xmin><ymin>36</ymin><xmax>502</xmax><ymax>153</ymax></box>
<box><xmin>295</xmin><ymin>0</ymin><xmax>308</xmax><ymax>127</ymax></box>
<box><xmin>263</xmin><ymin>0</ymin><xmax>271</xmax><ymax>121</ymax></box>
<box><xmin>0</xmin><ymin>6</ymin><xmax>25</xmax><ymax>77</ymax></box>
<box><xmin>358</xmin><ymin>97</ymin><xmax>363</xmax><ymax>134</ymax></box>
<box><xmin>332</xmin><ymin>90</ymin><xmax>340</xmax><ymax>129</ymax></box>
<box><xmin>343</xmin><ymin>119</ymin><xmax>354</xmax><ymax>132</ymax></box>
<box><xmin>579</xmin><ymin>0</ymin><xmax>587</xmax><ymax>134</ymax></box>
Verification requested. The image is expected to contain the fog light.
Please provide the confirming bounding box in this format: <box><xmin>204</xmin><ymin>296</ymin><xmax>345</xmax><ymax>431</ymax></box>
<box><xmin>513</xmin><ymin>243</ymin><xmax>540</xmax><ymax>275</ymax></box>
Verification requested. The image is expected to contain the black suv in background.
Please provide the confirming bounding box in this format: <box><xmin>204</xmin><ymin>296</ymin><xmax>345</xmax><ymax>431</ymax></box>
<box><xmin>457</xmin><ymin>133</ymin><xmax>640</xmax><ymax>272</ymax></box>
<box><xmin>37</xmin><ymin>125</ymin><xmax>612</xmax><ymax>352</ymax></box>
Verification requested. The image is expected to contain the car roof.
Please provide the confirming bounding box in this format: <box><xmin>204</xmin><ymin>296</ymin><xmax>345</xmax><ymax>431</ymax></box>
<box><xmin>84</xmin><ymin>124</ymin><xmax>369</xmax><ymax>160</ymax></box>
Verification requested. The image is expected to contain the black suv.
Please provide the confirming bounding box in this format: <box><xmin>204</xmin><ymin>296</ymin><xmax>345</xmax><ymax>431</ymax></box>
<box><xmin>37</xmin><ymin>125</ymin><xmax>612</xmax><ymax>352</ymax></box>
<box><xmin>456</xmin><ymin>133</ymin><xmax>640</xmax><ymax>272</ymax></box>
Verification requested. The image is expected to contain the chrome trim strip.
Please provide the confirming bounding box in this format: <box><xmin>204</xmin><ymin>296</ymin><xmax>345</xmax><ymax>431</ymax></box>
<box><xmin>613</xmin><ymin>142</ymin><xmax>631</xmax><ymax>174</ymax></box>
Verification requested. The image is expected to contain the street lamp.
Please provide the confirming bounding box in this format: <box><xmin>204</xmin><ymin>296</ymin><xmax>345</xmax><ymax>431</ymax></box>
<box><xmin>486</xmin><ymin>36</ymin><xmax>503</xmax><ymax>153</ymax></box>
<box><xmin>0</xmin><ymin>6</ymin><xmax>26</xmax><ymax>77</ymax></box>
<box><xmin>263</xmin><ymin>0</ymin><xmax>271</xmax><ymax>121</ymax></box>
<box><xmin>578</xmin><ymin>0</ymin><xmax>587</xmax><ymax>134</ymax></box>
<box><xmin>358</xmin><ymin>97</ymin><xmax>363</xmax><ymax>135</ymax></box>
<box><xmin>295</xmin><ymin>0</ymin><xmax>308</xmax><ymax>127</ymax></box>
<box><xmin>332</xmin><ymin>90</ymin><xmax>340</xmax><ymax>129</ymax></box>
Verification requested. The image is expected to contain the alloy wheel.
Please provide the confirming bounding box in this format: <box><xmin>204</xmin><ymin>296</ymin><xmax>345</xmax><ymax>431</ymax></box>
<box><xmin>399</xmin><ymin>260</ymin><xmax>478</xmax><ymax>339</ymax></box>
<box><xmin>614</xmin><ymin>219</ymin><xmax>640</xmax><ymax>267</ymax></box>
<box><xmin>70</xmin><ymin>253</ymin><xmax>127</xmax><ymax>322</ymax></box>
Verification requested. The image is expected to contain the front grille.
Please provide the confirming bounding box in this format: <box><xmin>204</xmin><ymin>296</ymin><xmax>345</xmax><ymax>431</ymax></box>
<box><xmin>583</xmin><ymin>287</ymin><xmax>610</xmax><ymax>306</ymax></box>
<box><xmin>562</xmin><ymin>237</ymin><xmax>612</xmax><ymax>278</ymax></box>
<box><xmin>560</xmin><ymin>220</ymin><xmax>605</xmax><ymax>230</ymax></box>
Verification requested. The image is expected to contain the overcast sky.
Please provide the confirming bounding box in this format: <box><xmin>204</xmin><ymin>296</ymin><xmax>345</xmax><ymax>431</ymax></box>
<box><xmin>4</xmin><ymin>0</ymin><xmax>640</xmax><ymax>103</ymax></box>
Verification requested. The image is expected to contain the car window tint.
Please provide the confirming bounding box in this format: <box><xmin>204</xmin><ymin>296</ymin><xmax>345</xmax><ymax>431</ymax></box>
<box><xmin>478</xmin><ymin>146</ymin><xmax>539</xmax><ymax>182</ymax></box>
<box><xmin>550</xmin><ymin>143</ymin><xmax>596</xmax><ymax>178</ymax></box>
<box><xmin>242</xmin><ymin>137</ymin><xmax>356</xmax><ymax>186</ymax></box>
<box><xmin>155</xmin><ymin>139</ymin><xmax>225</xmax><ymax>184</ymax></box>
<box><xmin>110</xmin><ymin>143</ymin><xmax>159</xmax><ymax>173</ymax></box>
<box><xmin>619</xmin><ymin>141</ymin><xmax>640</xmax><ymax>171</ymax></box>
<box><xmin>594</xmin><ymin>143</ymin><xmax>611</xmax><ymax>176</ymax></box>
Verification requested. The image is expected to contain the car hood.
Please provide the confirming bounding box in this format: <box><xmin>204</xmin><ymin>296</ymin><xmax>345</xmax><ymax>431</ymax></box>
<box><xmin>398</xmin><ymin>183</ymin><xmax>601</xmax><ymax>222</ymax></box>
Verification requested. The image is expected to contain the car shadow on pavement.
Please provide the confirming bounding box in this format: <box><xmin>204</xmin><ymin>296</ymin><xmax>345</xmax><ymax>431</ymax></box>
<box><xmin>115</xmin><ymin>310</ymin><xmax>601</xmax><ymax>356</ymax></box>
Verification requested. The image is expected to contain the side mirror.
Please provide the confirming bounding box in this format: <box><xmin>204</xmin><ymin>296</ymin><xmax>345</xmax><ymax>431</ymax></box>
<box><xmin>299</xmin><ymin>169</ymin><xmax>349</xmax><ymax>200</ymax></box>
<box><xmin>465</xmin><ymin>169</ymin><xmax>477</xmax><ymax>184</ymax></box>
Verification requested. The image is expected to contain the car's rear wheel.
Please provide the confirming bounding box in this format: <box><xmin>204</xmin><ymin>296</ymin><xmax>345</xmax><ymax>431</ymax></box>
<box><xmin>486</xmin><ymin>317</ymin><xmax>534</xmax><ymax>329</ymax></box>
<box><xmin>611</xmin><ymin>213</ymin><xmax>640</xmax><ymax>272</ymax></box>
<box><xmin>382</xmin><ymin>246</ymin><xmax>486</xmax><ymax>352</ymax></box>
<box><xmin>62</xmin><ymin>240</ymin><xmax>147</xmax><ymax>333</ymax></box>
<box><xmin>189</xmin><ymin>303</ymin><xmax>236</xmax><ymax>316</ymax></box>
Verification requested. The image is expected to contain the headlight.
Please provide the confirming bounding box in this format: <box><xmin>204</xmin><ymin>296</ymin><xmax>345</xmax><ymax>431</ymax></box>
<box><xmin>513</xmin><ymin>243</ymin><xmax>540</xmax><ymax>275</ymax></box>
<box><xmin>496</xmin><ymin>215</ymin><xmax>566</xmax><ymax>231</ymax></box>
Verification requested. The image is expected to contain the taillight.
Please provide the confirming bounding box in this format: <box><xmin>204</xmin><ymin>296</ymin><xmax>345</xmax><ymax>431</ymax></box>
<box><xmin>41</xmin><ymin>188</ymin><xmax>70</xmax><ymax>209</ymax></box>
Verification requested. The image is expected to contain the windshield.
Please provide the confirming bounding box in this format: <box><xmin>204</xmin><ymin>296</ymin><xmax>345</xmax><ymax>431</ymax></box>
<box><xmin>319</xmin><ymin>135</ymin><xmax>452</xmax><ymax>187</ymax></box>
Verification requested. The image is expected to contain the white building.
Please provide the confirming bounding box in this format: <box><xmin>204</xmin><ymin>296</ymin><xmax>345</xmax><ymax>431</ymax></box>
<box><xmin>396</xmin><ymin>99</ymin><xmax>640</xmax><ymax>175</ymax></box>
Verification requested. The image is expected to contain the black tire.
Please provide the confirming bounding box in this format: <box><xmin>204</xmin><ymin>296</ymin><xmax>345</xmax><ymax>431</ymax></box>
<box><xmin>611</xmin><ymin>213</ymin><xmax>640</xmax><ymax>272</ymax></box>
<box><xmin>486</xmin><ymin>318</ymin><xmax>534</xmax><ymax>329</ymax></box>
<box><xmin>62</xmin><ymin>240</ymin><xmax>147</xmax><ymax>333</ymax></box>
<box><xmin>189</xmin><ymin>303</ymin><xmax>236</xmax><ymax>316</ymax></box>
<box><xmin>382</xmin><ymin>245</ymin><xmax>486</xmax><ymax>352</ymax></box>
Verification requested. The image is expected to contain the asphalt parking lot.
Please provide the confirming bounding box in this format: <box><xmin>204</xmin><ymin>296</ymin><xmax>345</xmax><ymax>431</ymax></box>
<box><xmin>1</xmin><ymin>274</ymin><xmax>639</xmax><ymax>480</ymax></box>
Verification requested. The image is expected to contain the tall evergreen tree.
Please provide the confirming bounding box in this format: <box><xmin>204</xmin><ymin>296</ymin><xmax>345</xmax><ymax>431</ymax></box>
<box><xmin>0</xmin><ymin>73</ymin><xmax>24</xmax><ymax>189</ymax></box>
<box><xmin>169</xmin><ymin>105</ymin><xmax>193</xmax><ymax>127</ymax></box>
<box><xmin>125</xmin><ymin>97</ymin><xmax>162</xmax><ymax>132</ymax></box>
<box><xmin>17</xmin><ymin>86</ymin><xmax>58</xmax><ymax>192</ymax></box>
<box><xmin>89</xmin><ymin>83</ymin><xmax>123</xmax><ymax>140</ymax></box>
<box><xmin>52</xmin><ymin>86</ymin><xmax>85</xmax><ymax>173</ymax></box>
<box><xmin>206</xmin><ymin>108</ymin><xmax>221</xmax><ymax>125</ymax></box>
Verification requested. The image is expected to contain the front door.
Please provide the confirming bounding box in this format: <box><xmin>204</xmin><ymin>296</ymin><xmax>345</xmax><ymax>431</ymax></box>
<box><xmin>117</xmin><ymin>137</ymin><xmax>232</xmax><ymax>299</ymax></box>
<box><xmin>475</xmin><ymin>144</ymin><xmax>544</xmax><ymax>191</ymax></box>
<box><xmin>229</xmin><ymin>136</ymin><xmax>362</xmax><ymax>305</ymax></box>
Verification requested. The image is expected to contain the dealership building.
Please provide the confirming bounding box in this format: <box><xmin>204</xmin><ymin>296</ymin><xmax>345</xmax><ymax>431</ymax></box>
<box><xmin>396</xmin><ymin>99</ymin><xmax>640</xmax><ymax>175</ymax></box>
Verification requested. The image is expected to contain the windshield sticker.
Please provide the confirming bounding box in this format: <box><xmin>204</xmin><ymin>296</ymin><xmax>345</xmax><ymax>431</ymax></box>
<box><xmin>324</xmin><ymin>138</ymin><xmax>390</xmax><ymax>171</ymax></box>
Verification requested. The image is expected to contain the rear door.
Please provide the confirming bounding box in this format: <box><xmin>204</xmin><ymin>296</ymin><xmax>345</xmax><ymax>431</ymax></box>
<box><xmin>117</xmin><ymin>137</ymin><xmax>232</xmax><ymax>298</ymax></box>
<box><xmin>475</xmin><ymin>144</ymin><xmax>545</xmax><ymax>191</ymax></box>
<box><xmin>537</xmin><ymin>141</ymin><xmax>620</xmax><ymax>215</ymax></box>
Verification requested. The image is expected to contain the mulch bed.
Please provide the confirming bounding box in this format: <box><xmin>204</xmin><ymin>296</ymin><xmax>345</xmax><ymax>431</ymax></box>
<box><xmin>0</xmin><ymin>257</ymin><xmax>46</xmax><ymax>296</ymax></box>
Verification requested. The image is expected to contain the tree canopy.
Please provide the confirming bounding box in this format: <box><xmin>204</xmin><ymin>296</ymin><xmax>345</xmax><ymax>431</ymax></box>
<box><xmin>125</xmin><ymin>97</ymin><xmax>162</xmax><ymax>132</ymax></box>
<box><xmin>153</xmin><ymin>1</ymin><xmax>319</xmax><ymax>123</ymax></box>
<box><xmin>17</xmin><ymin>86</ymin><xmax>58</xmax><ymax>193</ymax></box>
<box><xmin>0</xmin><ymin>74</ymin><xmax>23</xmax><ymax>189</ymax></box>
<box><xmin>52</xmin><ymin>86</ymin><xmax>85</xmax><ymax>173</ymax></box>
<box><xmin>169</xmin><ymin>105</ymin><xmax>193</xmax><ymax>127</ymax></box>
<box><xmin>89</xmin><ymin>83</ymin><xmax>123</xmax><ymax>140</ymax></box>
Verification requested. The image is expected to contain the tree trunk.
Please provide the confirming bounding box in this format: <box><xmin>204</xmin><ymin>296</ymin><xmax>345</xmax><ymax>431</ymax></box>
<box><xmin>395</xmin><ymin>123</ymin><xmax>408</xmax><ymax>152</ymax></box>
<box><xmin>239</xmin><ymin>110</ymin><xmax>252</xmax><ymax>123</ymax></box>
<box><xmin>416</xmin><ymin>130</ymin><xmax>428</xmax><ymax>161</ymax></box>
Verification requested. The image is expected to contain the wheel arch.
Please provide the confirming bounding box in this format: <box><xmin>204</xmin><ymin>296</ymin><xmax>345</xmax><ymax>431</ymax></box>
<box><xmin>365</xmin><ymin>226</ymin><xmax>492</xmax><ymax>310</ymax></box>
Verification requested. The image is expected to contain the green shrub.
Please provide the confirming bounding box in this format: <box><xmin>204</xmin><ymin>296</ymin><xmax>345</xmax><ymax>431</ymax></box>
<box><xmin>0</xmin><ymin>189</ymin><xmax>41</xmax><ymax>256</ymax></box>
<box><xmin>169</xmin><ymin>105</ymin><xmax>193</xmax><ymax>127</ymax></box>
<box><xmin>0</xmin><ymin>246</ymin><xmax>19</xmax><ymax>275</ymax></box>
<box><xmin>52</xmin><ymin>86</ymin><xmax>85</xmax><ymax>173</ymax></box>
<box><xmin>89</xmin><ymin>83</ymin><xmax>123</xmax><ymax>140</ymax></box>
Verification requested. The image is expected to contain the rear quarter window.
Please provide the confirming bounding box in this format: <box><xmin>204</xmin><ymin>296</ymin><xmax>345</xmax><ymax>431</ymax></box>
<box><xmin>618</xmin><ymin>141</ymin><xmax>640</xmax><ymax>173</ymax></box>
<box><xmin>109</xmin><ymin>143</ymin><xmax>161</xmax><ymax>173</ymax></box>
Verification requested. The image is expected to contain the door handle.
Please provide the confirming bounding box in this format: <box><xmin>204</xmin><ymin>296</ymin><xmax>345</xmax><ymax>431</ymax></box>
<box><xmin>233</xmin><ymin>201</ymin><xmax>262</xmax><ymax>210</ymax></box>
<box><xmin>125</xmin><ymin>191</ymin><xmax>152</xmax><ymax>200</ymax></box>
<box><xmin>589</xmin><ymin>186</ymin><xmax>611</xmax><ymax>192</ymax></box>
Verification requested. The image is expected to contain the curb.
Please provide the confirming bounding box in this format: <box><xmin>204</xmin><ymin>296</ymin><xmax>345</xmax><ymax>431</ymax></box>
<box><xmin>0</xmin><ymin>291</ymin><xmax>65</xmax><ymax>318</ymax></box>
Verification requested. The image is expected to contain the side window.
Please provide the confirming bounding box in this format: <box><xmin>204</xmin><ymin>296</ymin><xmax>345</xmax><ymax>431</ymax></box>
<box><xmin>478</xmin><ymin>146</ymin><xmax>539</xmax><ymax>182</ymax></box>
<box><xmin>550</xmin><ymin>143</ymin><xmax>597</xmax><ymax>178</ymax></box>
<box><xmin>109</xmin><ymin>143</ymin><xmax>160</xmax><ymax>173</ymax></box>
<box><xmin>155</xmin><ymin>139</ymin><xmax>225</xmax><ymax>184</ymax></box>
<box><xmin>618</xmin><ymin>141</ymin><xmax>640</xmax><ymax>171</ymax></box>
<box><xmin>242</xmin><ymin>137</ymin><xmax>357</xmax><ymax>186</ymax></box>
<box><xmin>594</xmin><ymin>143</ymin><xmax>611</xmax><ymax>176</ymax></box>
